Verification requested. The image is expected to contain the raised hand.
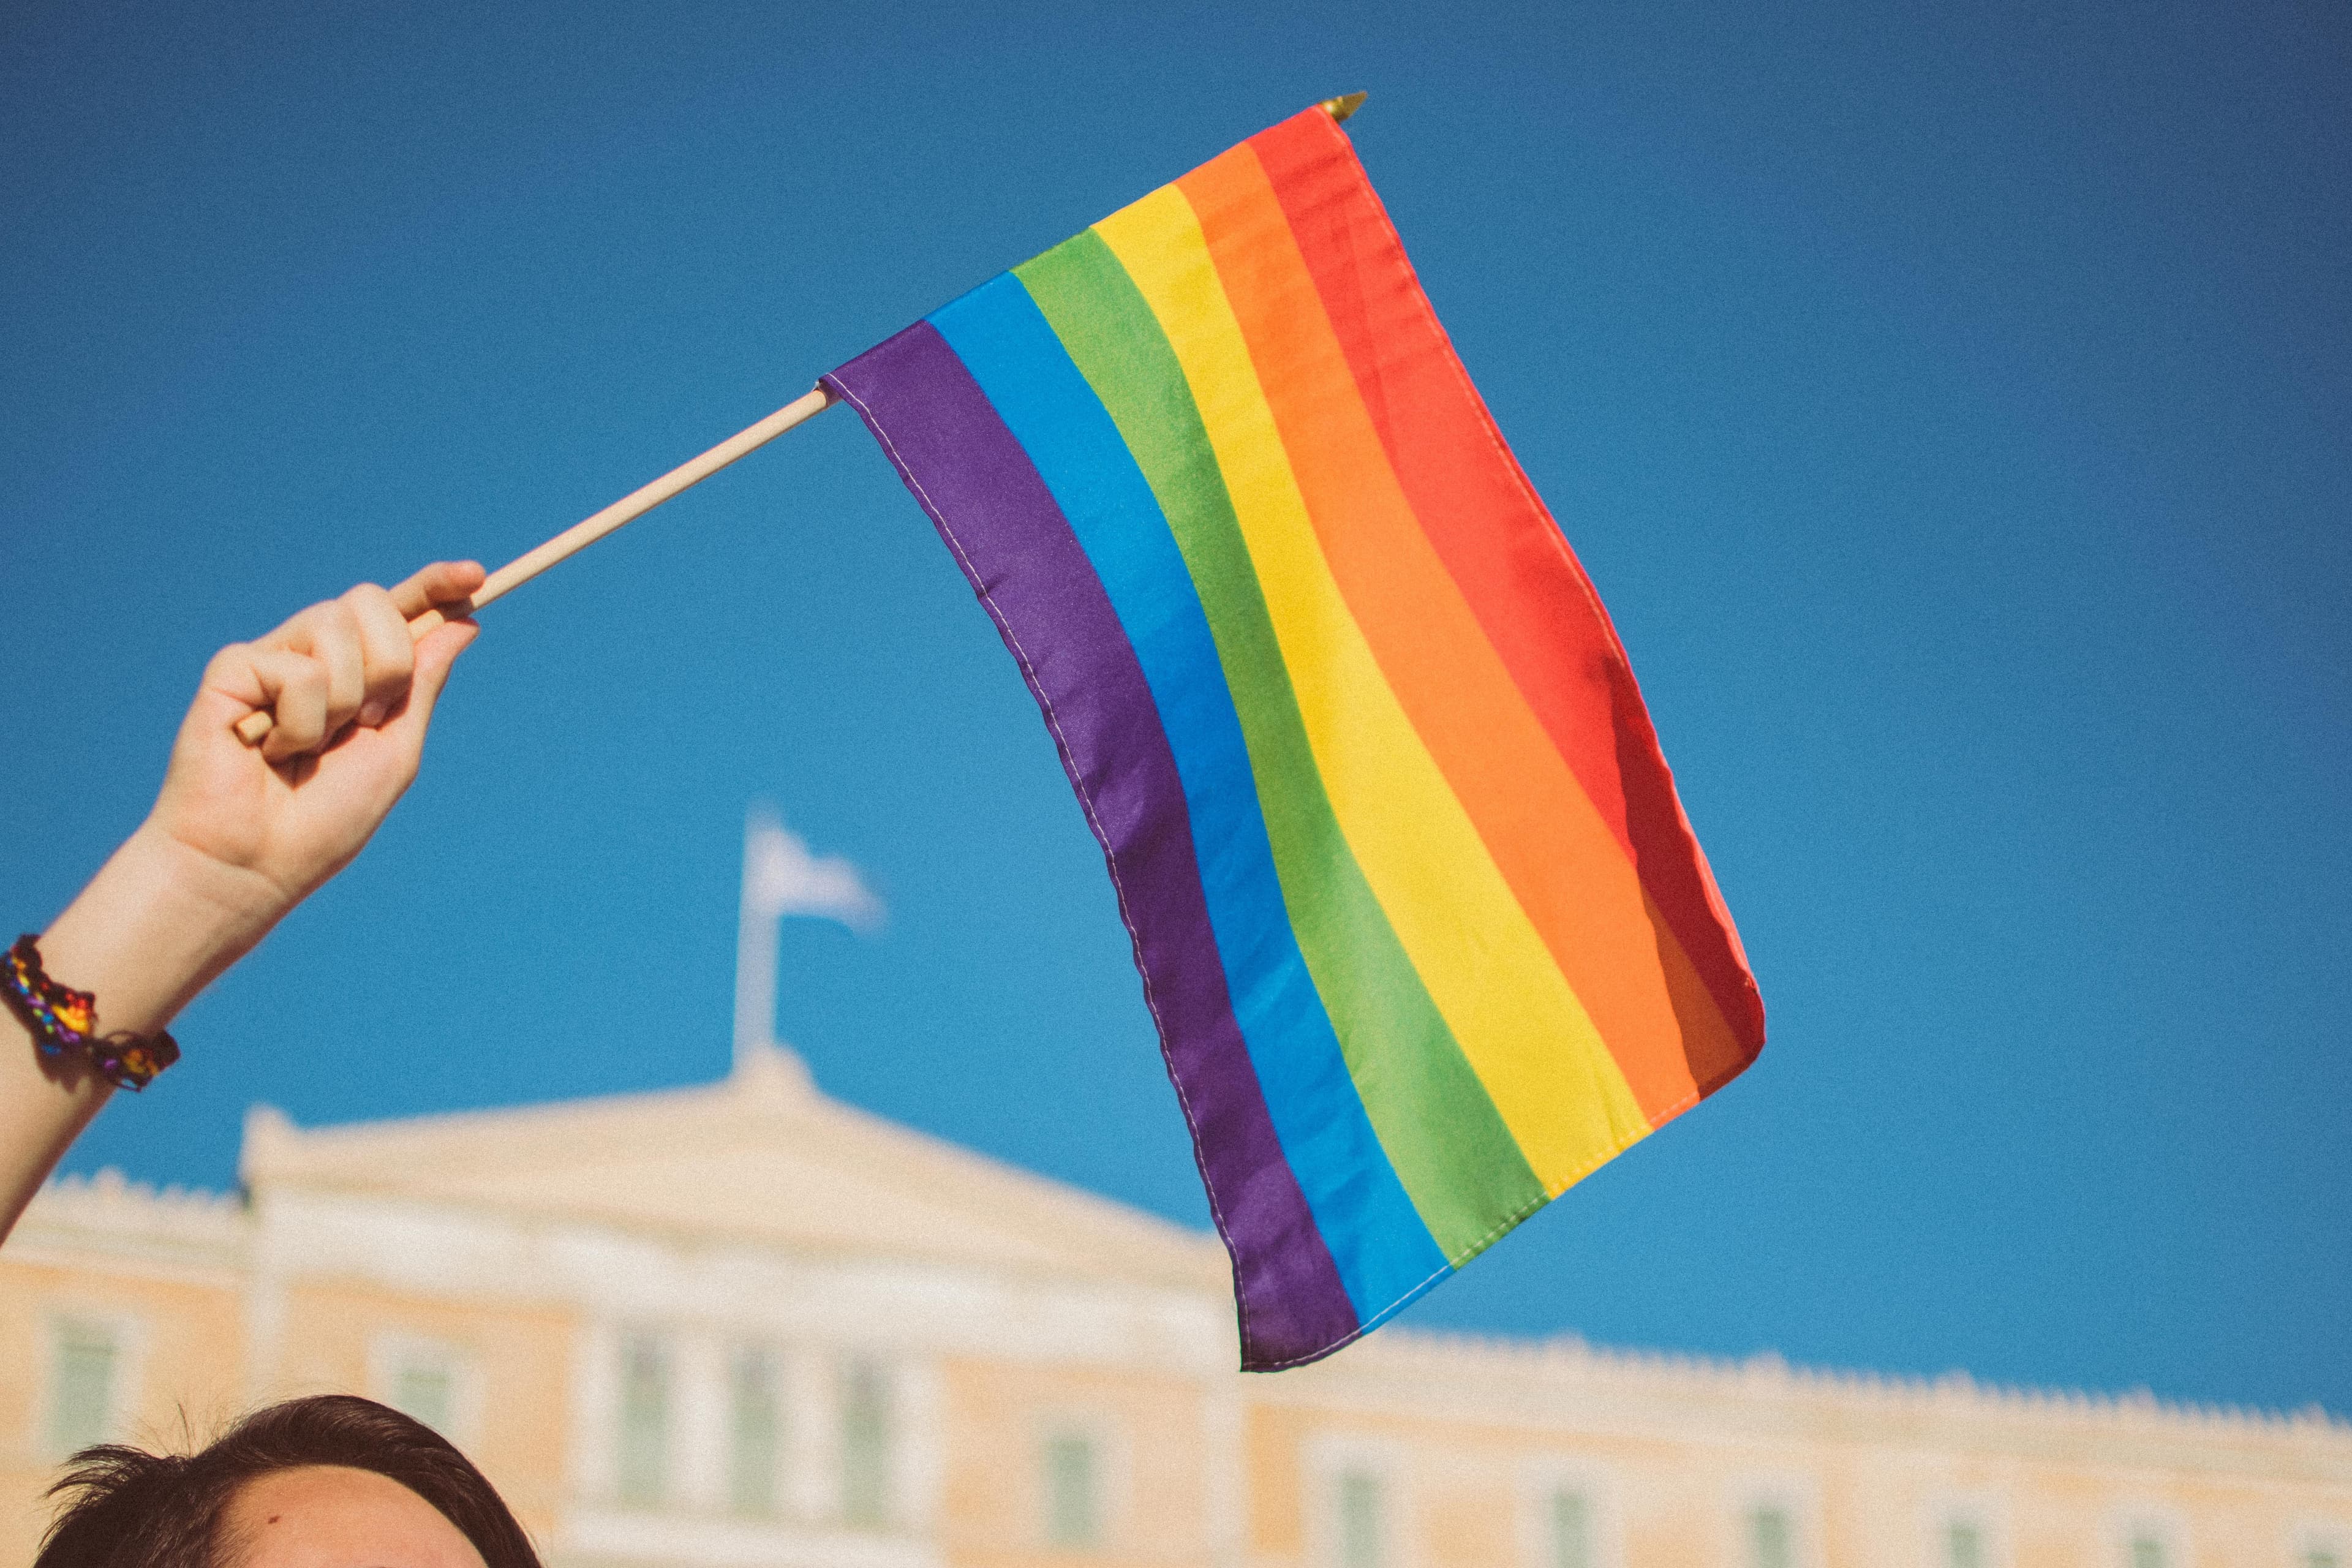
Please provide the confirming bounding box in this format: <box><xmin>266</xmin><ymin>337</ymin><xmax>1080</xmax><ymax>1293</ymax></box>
<box><xmin>151</xmin><ymin>561</ymin><xmax>485</xmax><ymax>914</ymax></box>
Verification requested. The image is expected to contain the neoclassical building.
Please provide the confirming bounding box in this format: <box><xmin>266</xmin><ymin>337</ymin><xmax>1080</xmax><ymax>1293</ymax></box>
<box><xmin>2</xmin><ymin>1041</ymin><xmax>2346</xmax><ymax>1568</ymax></box>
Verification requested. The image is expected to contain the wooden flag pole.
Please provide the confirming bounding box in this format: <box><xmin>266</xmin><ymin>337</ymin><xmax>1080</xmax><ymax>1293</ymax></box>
<box><xmin>234</xmin><ymin>383</ymin><xmax>837</xmax><ymax>745</ymax></box>
<box><xmin>233</xmin><ymin>92</ymin><xmax>1371</xmax><ymax>745</ymax></box>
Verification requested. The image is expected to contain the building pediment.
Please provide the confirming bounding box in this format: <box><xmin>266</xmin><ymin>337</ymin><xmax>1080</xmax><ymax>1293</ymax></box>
<box><xmin>236</xmin><ymin>1042</ymin><xmax>1228</xmax><ymax>1297</ymax></box>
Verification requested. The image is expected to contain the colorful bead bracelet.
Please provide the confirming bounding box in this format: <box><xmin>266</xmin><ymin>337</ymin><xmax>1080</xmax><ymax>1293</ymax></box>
<box><xmin>2</xmin><ymin>935</ymin><xmax>178</xmax><ymax>1091</ymax></box>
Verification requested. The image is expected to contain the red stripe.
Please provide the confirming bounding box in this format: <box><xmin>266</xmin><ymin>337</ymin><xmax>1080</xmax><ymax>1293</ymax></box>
<box><xmin>1249</xmin><ymin>107</ymin><xmax>1764</xmax><ymax>1084</ymax></box>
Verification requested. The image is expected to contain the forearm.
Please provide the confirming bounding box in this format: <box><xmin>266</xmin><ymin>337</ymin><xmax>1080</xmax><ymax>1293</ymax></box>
<box><xmin>2</xmin><ymin>562</ymin><xmax>480</xmax><ymax>1247</ymax></box>
<box><xmin>0</xmin><ymin>1009</ymin><xmax>107</xmax><ymax>1243</ymax></box>
<box><xmin>0</xmin><ymin>824</ymin><xmax>281</xmax><ymax>1240</ymax></box>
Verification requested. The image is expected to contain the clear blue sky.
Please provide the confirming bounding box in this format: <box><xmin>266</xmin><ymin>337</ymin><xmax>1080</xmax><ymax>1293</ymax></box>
<box><xmin>5</xmin><ymin>0</ymin><xmax>2345</xmax><ymax>1411</ymax></box>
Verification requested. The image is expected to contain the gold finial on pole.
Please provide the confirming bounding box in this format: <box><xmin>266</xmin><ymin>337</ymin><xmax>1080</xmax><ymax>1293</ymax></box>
<box><xmin>1321</xmin><ymin>91</ymin><xmax>1368</xmax><ymax>124</ymax></box>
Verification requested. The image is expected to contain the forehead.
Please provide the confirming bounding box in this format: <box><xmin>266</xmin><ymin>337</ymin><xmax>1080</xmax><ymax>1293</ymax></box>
<box><xmin>222</xmin><ymin>1466</ymin><xmax>488</xmax><ymax>1568</ymax></box>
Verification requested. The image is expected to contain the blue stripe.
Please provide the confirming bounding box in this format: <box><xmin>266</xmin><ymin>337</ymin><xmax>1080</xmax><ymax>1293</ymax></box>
<box><xmin>931</xmin><ymin>275</ymin><xmax>1448</xmax><ymax>1315</ymax></box>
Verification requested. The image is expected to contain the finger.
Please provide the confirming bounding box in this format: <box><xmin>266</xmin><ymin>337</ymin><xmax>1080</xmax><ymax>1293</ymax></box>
<box><xmin>344</xmin><ymin>583</ymin><xmax>415</xmax><ymax>725</ymax></box>
<box><xmin>198</xmin><ymin>641</ymin><xmax>270</xmax><ymax>710</ymax></box>
<box><xmin>298</xmin><ymin>600</ymin><xmax>368</xmax><ymax>740</ymax></box>
<box><xmin>373</xmin><ymin>616</ymin><xmax>477</xmax><ymax>771</ymax></box>
<box><xmin>250</xmin><ymin>648</ymin><xmax>330</xmax><ymax>763</ymax></box>
<box><xmin>384</xmin><ymin>616</ymin><xmax>477</xmax><ymax>733</ymax></box>
<box><xmin>388</xmin><ymin>560</ymin><xmax>488</xmax><ymax>620</ymax></box>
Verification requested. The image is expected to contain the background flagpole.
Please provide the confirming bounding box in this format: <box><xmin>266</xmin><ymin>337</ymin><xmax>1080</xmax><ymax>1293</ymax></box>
<box><xmin>733</xmin><ymin>804</ymin><xmax>786</xmax><ymax>1074</ymax></box>
<box><xmin>233</xmin><ymin>382</ymin><xmax>836</xmax><ymax>745</ymax></box>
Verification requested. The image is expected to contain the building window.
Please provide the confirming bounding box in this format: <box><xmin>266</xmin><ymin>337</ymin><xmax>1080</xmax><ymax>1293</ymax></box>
<box><xmin>2128</xmin><ymin>1534</ymin><xmax>2166</xmax><ymax>1568</ymax></box>
<box><xmin>839</xmin><ymin>1358</ymin><xmax>893</xmax><ymax>1529</ymax></box>
<box><xmin>1543</xmin><ymin>1485</ymin><xmax>1599</xmax><ymax>1568</ymax></box>
<box><xmin>1748</xmin><ymin>1504</ymin><xmax>1795</xmax><ymax>1568</ymax></box>
<box><xmin>1945</xmin><ymin>1520</ymin><xmax>1985</xmax><ymax>1568</ymax></box>
<box><xmin>385</xmin><ymin>1349</ymin><xmax>458</xmax><ymax>1436</ymax></box>
<box><xmin>48</xmin><ymin>1319</ymin><xmax>119</xmax><ymax>1457</ymax></box>
<box><xmin>728</xmin><ymin>1346</ymin><xmax>783</xmax><ymax>1518</ymax></box>
<box><xmin>1042</xmin><ymin>1430</ymin><xmax>1100</xmax><ymax>1547</ymax></box>
<box><xmin>1549</xmin><ymin>1488</ymin><xmax>1594</xmax><ymax>1568</ymax></box>
<box><xmin>1335</xmin><ymin>1468</ymin><xmax>1385</xmax><ymax>1568</ymax></box>
<box><xmin>616</xmin><ymin>1335</ymin><xmax>670</xmax><ymax>1507</ymax></box>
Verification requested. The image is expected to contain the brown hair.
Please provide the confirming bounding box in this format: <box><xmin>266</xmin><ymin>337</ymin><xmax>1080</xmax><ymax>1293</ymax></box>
<box><xmin>37</xmin><ymin>1394</ymin><xmax>541</xmax><ymax>1568</ymax></box>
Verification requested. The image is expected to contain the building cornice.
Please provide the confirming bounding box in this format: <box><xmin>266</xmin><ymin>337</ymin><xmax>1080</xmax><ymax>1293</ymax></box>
<box><xmin>1262</xmin><ymin>1329</ymin><xmax>2352</xmax><ymax>1480</ymax></box>
<box><xmin>8</xmin><ymin>1169</ymin><xmax>252</xmax><ymax>1283</ymax></box>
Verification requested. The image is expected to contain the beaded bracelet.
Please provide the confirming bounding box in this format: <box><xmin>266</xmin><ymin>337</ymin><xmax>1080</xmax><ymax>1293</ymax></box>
<box><xmin>2</xmin><ymin>935</ymin><xmax>178</xmax><ymax>1091</ymax></box>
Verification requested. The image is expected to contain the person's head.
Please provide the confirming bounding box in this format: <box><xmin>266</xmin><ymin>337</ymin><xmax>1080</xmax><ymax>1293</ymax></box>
<box><xmin>36</xmin><ymin>1394</ymin><xmax>541</xmax><ymax>1568</ymax></box>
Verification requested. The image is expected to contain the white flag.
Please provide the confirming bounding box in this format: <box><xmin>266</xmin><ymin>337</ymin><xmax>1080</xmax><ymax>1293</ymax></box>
<box><xmin>742</xmin><ymin>804</ymin><xmax>884</xmax><ymax>933</ymax></box>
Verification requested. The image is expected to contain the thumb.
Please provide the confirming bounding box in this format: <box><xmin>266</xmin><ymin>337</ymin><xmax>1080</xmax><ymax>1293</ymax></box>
<box><xmin>390</xmin><ymin>617</ymin><xmax>479</xmax><ymax>737</ymax></box>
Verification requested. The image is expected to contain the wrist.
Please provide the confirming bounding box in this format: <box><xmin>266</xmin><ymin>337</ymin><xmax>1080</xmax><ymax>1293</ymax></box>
<box><xmin>39</xmin><ymin>822</ymin><xmax>288</xmax><ymax>1036</ymax></box>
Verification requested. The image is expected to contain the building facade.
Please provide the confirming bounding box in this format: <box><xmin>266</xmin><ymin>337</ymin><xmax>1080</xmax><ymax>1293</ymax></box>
<box><xmin>4</xmin><ymin>1043</ymin><xmax>2346</xmax><ymax>1568</ymax></box>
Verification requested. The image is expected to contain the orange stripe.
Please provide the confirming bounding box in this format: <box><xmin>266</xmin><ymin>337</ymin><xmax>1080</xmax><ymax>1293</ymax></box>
<box><xmin>1248</xmin><ymin>107</ymin><xmax>1763</xmax><ymax>1093</ymax></box>
<box><xmin>1178</xmin><ymin>146</ymin><xmax>1717</xmax><ymax>1126</ymax></box>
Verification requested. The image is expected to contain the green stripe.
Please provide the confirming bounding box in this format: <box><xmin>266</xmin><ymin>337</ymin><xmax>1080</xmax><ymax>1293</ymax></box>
<box><xmin>1015</xmin><ymin>230</ymin><xmax>1543</xmax><ymax>1256</ymax></box>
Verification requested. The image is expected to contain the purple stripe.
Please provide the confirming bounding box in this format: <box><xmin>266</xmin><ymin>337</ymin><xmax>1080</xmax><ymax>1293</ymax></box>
<box><xmin>825</xmin><ymin>323</ymin><xmax>1359</xmax><ymax>1369</ymax></box>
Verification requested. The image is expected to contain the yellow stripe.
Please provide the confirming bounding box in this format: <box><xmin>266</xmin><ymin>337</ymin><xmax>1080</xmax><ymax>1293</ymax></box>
<box><xmin>1095</xmin><ymin>186</ymin><xmax>1654</xmax><ymax>1192</ymax></box>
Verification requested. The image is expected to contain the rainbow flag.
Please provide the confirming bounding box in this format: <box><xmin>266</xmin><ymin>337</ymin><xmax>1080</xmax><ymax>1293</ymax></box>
<box><xmin>824</xmin><ymin>103</ymin><xmax>1765</xmax><ymax>1370</ymax></box>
